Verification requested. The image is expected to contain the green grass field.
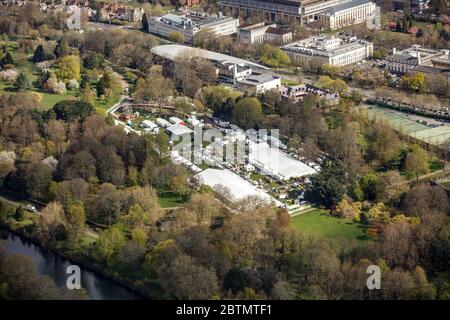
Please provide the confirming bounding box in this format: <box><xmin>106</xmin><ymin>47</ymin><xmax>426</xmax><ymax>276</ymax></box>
<box><xmin>291</xmin><ymin>209</ymin><xmax>371</xmax><ymax>244</ymax></box>
<box><xmin>157</xmin><ymin>192</ymin><xmax>187</xmax><ymax>208</ymax></box>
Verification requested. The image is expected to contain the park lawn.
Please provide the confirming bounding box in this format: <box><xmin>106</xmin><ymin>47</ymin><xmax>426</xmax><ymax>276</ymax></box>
<box><xmin>291</xmin><ymin>209</ymin><xmax>371</xmax><ymax>244</ymax></box>
<box><xmin>157</xmin><ymin>192</ymin><xmax>187</xmax><ymax>208</ymax></box>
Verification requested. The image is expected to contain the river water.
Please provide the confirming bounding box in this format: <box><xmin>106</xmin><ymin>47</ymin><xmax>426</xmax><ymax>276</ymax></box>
<box><xmin>0</xmin><ymin>229</ymin><xmax>142</xmax><ymax>300</ymax></box>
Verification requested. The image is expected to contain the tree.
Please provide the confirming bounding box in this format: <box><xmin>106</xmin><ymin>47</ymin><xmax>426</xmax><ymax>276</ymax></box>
<box><xmin>4</xmin><ymin>162</ymin><xmax>53</xmax><ymax>201</ymax></box>
<box><xmin>37</xmin><ymin>202</ymin><xmax>67</xmax><ymax>243</ymax></box>
<box><xmin>159</xmin><ymin>253</ymin><xmax>219</xmax><ymax>299</ymax></box>
<box><xmin>96</xmin><ymin>72</ymin><xmax>112</xmax><ymax>97</ymax></box>
<box><xmin>376</xmin><ymin>171</ymin><xmax>410</xmax><ymax>205</ymax></box>
<box><xmin>53</xmin><ymin>100</ymin><xmax>94</xmax><ymax>121</ymax></box>
<box><xmin>305</xmin><ymin>160</ymin><xmax>347</xmax><ymax>207</ymax></box>
<box><xmin>260</xmin><ymin>45</ymin><xmax>290</xmax><ymax>67</ymax></box>
<box><xmin>0</xmin><ymin>51</ymin><xmax>14</xmax><ymax>67</ymax></box>
<box><xmin>65</xmin><ymin>201</ymin><xmax>86</xmax><ymax>245</ymax></box>
<box><xmin>141</xmin><ymin>12</ymin><xmax>149</xmax><ymax>32</ymax></box>
<box><xmin>168</xmin><ymin>31</ymin><xmax>184</xmax><ymax>43</ymax></box>
<box><xmin>117</xmin><ymin>241</ymin><xmax>146</xmax><ymax>272</ymax></box>
<box><xmin>94</xmin><ymin>226</ymin><xmax>127</xmax><ymax>265</ymax></box>
<box><xmin>186</xmin><ymin>192</ymin><xmax>222</xmax><ymax>225</ymax></box>
<box><xmin>367</xmin><ymin>122</ymin><xmax>401</xmax><ymax>167</ymax></box>
<box><xmin>134</xmin><ymin>68</ymin><xmax>174</xmax><ymax>102</ymax></box>
<box><xmin>13</xmin><ymin>73</ymin><xmax>30</xmax><ymax>92</ymax></box>
<box><xmin>404</xmin><ymin>145</ymin><xmax>429</xmax><ymax>181</ymax></box>
<box><xmin>223</xmin><ymin>267</ymin><xmax>250</xmax><ymax>294</ymax></box>
<box><xmin>54</xmin><ymin>40</ymin><xmax>70</xmax><ymax>58</ymax></box>
<box><xmin>32</xmin><ymin>44</ymin><xmax>46</xmax><ymax>63</ymax></box>
<box><xmin>81</xmin><ymin>83</ymin><xmax>95</xmax><ymax>104</ymax></box>
<box><xmin>232</xmin><ymin>97</ymin><xmax>262</xmax><ymax>129</ymax></box>
<box><xmin>56</xmin><ymin>55</ymin><xmax>81</xmax><ymax>81</ymax></box>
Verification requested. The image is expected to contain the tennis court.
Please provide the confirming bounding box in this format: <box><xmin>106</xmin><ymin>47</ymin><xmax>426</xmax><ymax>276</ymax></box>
<box><xmin>366</xmin><ymin>107</ymin><xmax>430</xmax><ymax>134</ymax></box>
<box><xmin>364</xmin><ymin>106</ymin><xmax>450</xmax><ymax>147</ymax></box>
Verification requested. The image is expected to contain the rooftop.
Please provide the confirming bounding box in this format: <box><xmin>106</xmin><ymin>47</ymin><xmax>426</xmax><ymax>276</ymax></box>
<box><xmin>281</xmin><ymin>35</ymin><xmax>372</xmax><ymax>58</ymax></box>
<box><xmin>237</xmin><ymin>73</ymin><xmax>281</xmax><ymax>86</ymax></box>
<box><xmin>249</xmin><ymin>142</ymin><xmax>316</xmax><ymax>180</ymax></box>
<box><xmin>166</xmin><ymin>124</ymin><xmax>193</xmax><ymax>136</ymax></box>
<box><xmin>321</xmin><ymin>0</ymin><xmax>372</xmax><ymax>15</ymax></box>
<box><xmin>151</xmin><ymin>44</ymin><xmax>268</xmax><ymax>70</ymax></box>
<box><xmin>195</xmin><ymin>168</ymin><xmax>281</xmax><ymax>205</ymax></box>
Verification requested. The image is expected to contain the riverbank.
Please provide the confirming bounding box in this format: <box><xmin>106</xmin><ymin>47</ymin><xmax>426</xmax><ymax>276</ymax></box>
<box><xmin>0</xmin><ymin>222</ymin><xmax>167</xmax><ymax>300</ymax></box>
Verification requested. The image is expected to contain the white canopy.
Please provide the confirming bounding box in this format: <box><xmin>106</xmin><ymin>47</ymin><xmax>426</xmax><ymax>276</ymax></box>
<box><xmin>195</xmin><ymin>169</ymin><xmax>280</xmax><ymax>205</ymax></box>
<box><xmin>249</xmin><ymin>142</ymin><xmax>316</xmax><ymax>180</ymax></box>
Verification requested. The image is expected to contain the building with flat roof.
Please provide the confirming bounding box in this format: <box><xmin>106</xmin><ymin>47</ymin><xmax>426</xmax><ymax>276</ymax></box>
<box><xmin>385</xmin><ymin>45</ymin><xmax>450</xmax><ymax>75</ymax></box>
<box><xmin>220</xmin><ymin>0</ymin><xmax>377</xmax><ymax>27</ymax></box>
<box><xmin>238</xmin><ymin>22</ymin><xmax>292</xmax><ymax>44</ymax></box>
<box><xmin>281</xmin><ymin>34</ymin><xmax>373</xmax><ymax>67</ymax></box>
<box><xmin>317</xmin><ymin>0</ymin><xmax>377</xmax><ymax>30</ymax></box>
<box><xmin>148</xmin><ymin>11</ymin><xmax>239</xmax><ymax>44</ymax></box>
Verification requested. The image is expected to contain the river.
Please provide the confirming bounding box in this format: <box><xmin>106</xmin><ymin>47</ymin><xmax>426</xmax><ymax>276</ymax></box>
<box><xmin>0</xmin><ymin>229</ymin><xmax>142</xmax><ymax>300</ymax></box>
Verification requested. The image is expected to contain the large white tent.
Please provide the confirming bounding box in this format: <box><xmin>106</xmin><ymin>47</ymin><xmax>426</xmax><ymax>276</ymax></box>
<box><xmin>166</xmin><ymin>124</ymin><xmax>193</xmax><ymax>136</ymax></box>
<box><xmin>195</xmin><ymin>168</ymin><xmax>281</xmax><ymax>205</ymax></box>
<box><xmin>249</xmin><ymin>142</ymin><xmax>316</xmax><ymax>181</ymax></box>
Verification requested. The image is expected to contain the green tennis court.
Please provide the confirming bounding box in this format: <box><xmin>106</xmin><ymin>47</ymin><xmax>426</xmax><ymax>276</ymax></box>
<box><xmin>365</xmin><ymin>106</ymin><xmax>450</xmax><ymax>147</ymax></box>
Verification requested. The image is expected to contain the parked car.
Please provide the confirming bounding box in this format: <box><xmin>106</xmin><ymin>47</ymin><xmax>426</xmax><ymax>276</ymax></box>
<box><xmin>26</xmin><ymin>205</ymin><xmax>37</xmax><ymax>213</ymax></box>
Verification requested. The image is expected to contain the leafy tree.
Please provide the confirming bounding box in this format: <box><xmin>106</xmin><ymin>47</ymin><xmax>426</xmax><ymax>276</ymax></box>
<box><xmin>4</xmin><ymin>162</ymin><xmax>53</xmax><ymax>201</ymax></box>
<box><xmin>32</xmin><ymin>44</ymin><xmax>46</xmax><ymax>63</ymax></box>
<box><xmin>404</xmin><ymin>145</ymin><xmax>429</xmax><ymax>181</ymax></box>
<box><xmin>141</xmin><ymin>12</ymin><xmax>149</xmax><ymax>32</ymax></box>
<box><xmin>56</xmin><ymin>55</ymin><xmax>81</xmax><ymax>81</ymax></box>
<box><xmin>96</xmin><ymin>72</ymin><xmax>113</xmax><ymax>97</ymax></box>
<box><xmin>168</xmin><ymin>31</ymin><xmax>184</xmax><ymax>43</ymax></box>
<box><xmin>305</xmin><ymin>160</ymin><xmax>347</xmax><ymax>207</ymax></box>
<box><xmin>65</xmin><ymin>201</ymin><xmax>86</xmax><ymax>244</ymax></box>
<box><xmin>117</xmin><ymin>241</ymin><xmax>146</xmax><ymax>272</ymax></box>
<box><xmin>37</xmin><ymin>202</ymin><xmax>67</xmax><ymax>243</ymax></box>
<box><xmin>94</xmin><ymin>226</ymin><xmax>127</xmax><ymax>265</ymax></box>
<box><xmin>0</xmin><ymin>51</ymin><xmax>14</xmax><ymax>67</ymax></box>
<box><xmin>13</xmin><ymin>73</ymin><xmax>30</xmax><ymax>92</ymax></box>
<box><xmin>54</xmin><ymin>40</ymin><xmax>70</xmax><ymax>58</ymax></box>
<box><xmin>376</xmin><ymin>171</ymin><xmax>410</xmax><ymax>205</ymax></box>
<box><xmin>232</xmin><ymin>97</ymin><xmax>262</xmax><ymax>129</ymax></box>
<box><xmin>223</xmin><ymin>267</ymin><xmax>250</xmax><ymax>294</ymax></box>
<box><xmin>53</xmin><ymin>100</ymin><xmax>94</xmax><ymax>121</ymax></box>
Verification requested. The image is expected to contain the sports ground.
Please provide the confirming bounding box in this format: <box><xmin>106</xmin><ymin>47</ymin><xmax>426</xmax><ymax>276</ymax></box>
<box><xmin>365</xmin><ymin>106</ymin><xmax>450</xmax><ymax>147</ymax></box>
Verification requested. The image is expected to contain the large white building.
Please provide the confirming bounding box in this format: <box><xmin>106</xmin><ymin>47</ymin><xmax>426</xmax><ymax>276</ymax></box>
<box><xmin>148</xmin><ymin>11</ymin><xmax>239</xmax><ymax>44</ymax></box>
<box><xmin>317</xmin><ymin>0</ymin><xmax>377</xmax><ymax>30</ymax></box>
<box><xmin>384</xmin><ymin>45</ymin><xmax>450</xmax><ymax>75</ymax></box>
<box><xmin>238</xmin><ymin>22</ymin><xmax>292</xmax><ymax>44</ymax></box>
<box><xmin>220</xmin><ymin>0</ymin><xmax>377</xmax><ymax>28</ymax></box>
<box><xmin>281</xmin><ymin>34</ymin><xmax>373</xmax><ymax>67</ymax></box>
